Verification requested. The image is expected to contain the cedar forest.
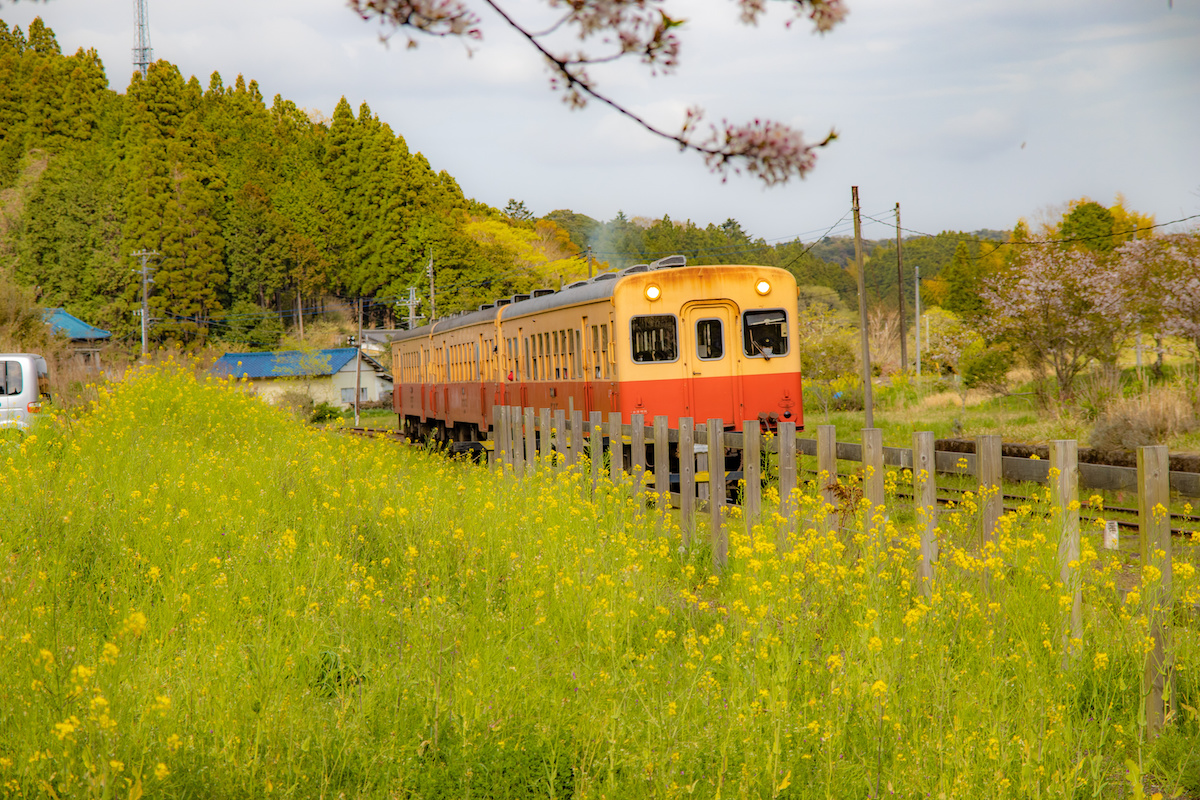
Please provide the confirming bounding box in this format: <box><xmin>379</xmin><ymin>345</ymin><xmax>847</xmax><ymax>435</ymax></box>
<box><xmin>1</xmin><ymin>16</ymin><xmax>1008</xmax><ymax>354</ymax></box>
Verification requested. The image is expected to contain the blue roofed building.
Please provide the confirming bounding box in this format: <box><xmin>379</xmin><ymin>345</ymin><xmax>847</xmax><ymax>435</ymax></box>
<box><xmin>212</xmin><ymin>347</ymin><xmax>393</xmax><ymax>409</ymax></box>
<box><xmin>44</xmin><ymin>308</ymin><xmax>111</xmax><ymax>369</ymax></box>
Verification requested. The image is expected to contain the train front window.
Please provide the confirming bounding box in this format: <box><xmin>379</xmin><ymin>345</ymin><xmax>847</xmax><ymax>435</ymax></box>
<box><xmin>696</xmin><ymin>319</ymin><xmax>724</xmax><ymax>360</ymax></box>
<box><xmin>742</xmin><ymin>309</ymin><xmax>788</xmax><ymax>359</ymax></box>
<box><xmin>630</xmin><ymin>315</ymin><xmax>678</xmax><ymax>363</ymax></box>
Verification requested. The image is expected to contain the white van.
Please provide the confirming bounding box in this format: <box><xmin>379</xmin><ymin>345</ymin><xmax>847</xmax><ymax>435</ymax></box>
<box><xmin>0</xmin><ymin>354</ymin><xmax>49</xmax><ymax>431</ymax></box>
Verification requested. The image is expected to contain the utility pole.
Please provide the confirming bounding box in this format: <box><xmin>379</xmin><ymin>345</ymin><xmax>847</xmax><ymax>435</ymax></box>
<box><xmin>354</xmin><ymin>297</ymin><xmax>363</xmax><ymax>427</ymax></box>
<box><xmin>586</xmin><ymin>245</ymin><xmax>594</xmax><ymax>279</ymax></box>
<box><xmin>851</xmin><ymin>187</ymin><xmax>875</xmax><ymax>428</ymax></box>
<box><xmin>131</xmin><ymin>249</ymin><xmax>158</xmax><ymax>356</ymax></box>
<box><xmin>427</xmin><ymin>248</ymin><xmax>436</xmax><ymax>322</ymax></box>
<box><xmin>296</xmin><ymin>286</ymin><xmax>304</xmax><ymax>340</ymax></box>
<box><xmin>133</xmin><ymin>0</ymin><xmax>153</xmax><ymax>77</ymax></box>
<box><xmin>914</xmin><ymin>264</ymin><xmax>922</xmax><ymax>378</ymax></box>
<box><xmin>398</xmin><ymin>286</ymin><xmax>420</xmax><ymax>329</ymax></box>
<box><xmin>895</xmin><ymin>202</ymin><xmax>908</xmax><ymax>372</ymax></box>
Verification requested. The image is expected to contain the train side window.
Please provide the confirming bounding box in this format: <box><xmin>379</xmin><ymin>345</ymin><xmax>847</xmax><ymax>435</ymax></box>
<box><xmin>590</xmin><ymin>325</ymin><xmax>600</xmax><ymax>379</ymax></box>
<box><xmin>600</xmin><ymin>324</ymin><xmax>610</xmax><ymax>378</ymax></box>
<box><xmin>540</xmin><ymin>332</ymin><xmax>547</xmax><ymax>380</ymax></box>
<box><xmin>524</xmin><ymin>337</ymin><xmax>531</xmax><ymax>381</ymax></box>
<box><xmin>696</xmin><ymin>318</ymin><xmax>724</xmax><ymax>360</ymax></box>
<box><xmin>571</xmin><ymin>329</ymin><xmax>580</xmax><ymax>379</ymax></box>
<box><xmin>553</xmin><ymin>330</ymin><xmax>561</xmax><ymax>379</ymax></box>
<box><xmin>743</xmin><ymin>309</ymin><xmax>789</xmax><ymax>358</ymax></box>
<box><xmin>630</xmin><ymin>315</ymin><xmax>679</xmax><ymax>363</ymax></box>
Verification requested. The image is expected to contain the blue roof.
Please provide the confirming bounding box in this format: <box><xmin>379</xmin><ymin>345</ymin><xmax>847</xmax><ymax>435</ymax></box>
<box><xmin>44</xmin><ymin>308</ymin><xmax>111</xmax><ymax>341</ymax></box>
<box><xmin>212</xmin><ymin>348</ymin><xmax>360</xmax><ymax>379</ymax></box>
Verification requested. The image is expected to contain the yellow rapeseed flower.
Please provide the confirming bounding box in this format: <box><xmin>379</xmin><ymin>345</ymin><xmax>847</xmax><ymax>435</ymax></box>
<box><xmin>122</xmin><ymin>611</ymin><xmax>148</xmax><ymax>638</ymax></box>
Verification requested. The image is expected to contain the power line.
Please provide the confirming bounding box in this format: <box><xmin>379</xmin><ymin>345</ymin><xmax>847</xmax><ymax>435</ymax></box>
<box><xmin>862</xmin><ymin>212</ymin><xmax>1200</xmax><ymax>255</ymax></box>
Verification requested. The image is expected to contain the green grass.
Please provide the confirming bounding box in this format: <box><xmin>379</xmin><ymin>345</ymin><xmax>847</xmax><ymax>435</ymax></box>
<box><xmin>1</xmin><ymin>363</ymin><xmax>1198</xmax><ymax>798</ymax></box>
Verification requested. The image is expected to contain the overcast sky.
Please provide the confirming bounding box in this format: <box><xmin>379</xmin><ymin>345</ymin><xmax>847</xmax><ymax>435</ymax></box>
<box><xmin>3</xmin><ymin>0</ymin><xmax>1198</xmax><ymax>245</ymax></box>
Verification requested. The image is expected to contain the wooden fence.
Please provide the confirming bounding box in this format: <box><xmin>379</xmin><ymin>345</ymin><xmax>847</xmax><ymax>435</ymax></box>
<box><xmin>487</xmin><ymin>406</ymin><xmax>1187</xmax><ymax>735</ymax></box>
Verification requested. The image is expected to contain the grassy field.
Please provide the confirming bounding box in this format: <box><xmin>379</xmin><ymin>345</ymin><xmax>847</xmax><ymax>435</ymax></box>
<box><xmin>2</xmin><ymin>363</ymin><xmax>1199</xmax><ymax>799</ymax></box>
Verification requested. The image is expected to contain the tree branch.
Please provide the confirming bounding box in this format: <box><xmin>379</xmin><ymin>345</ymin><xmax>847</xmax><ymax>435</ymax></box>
<box><xmin>351</xmin><ymin>0</ymin><xmax>847</xmax><ymax>185</ymax></box>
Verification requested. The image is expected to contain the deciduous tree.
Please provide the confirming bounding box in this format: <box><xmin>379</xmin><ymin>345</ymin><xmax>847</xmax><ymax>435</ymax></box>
<box><xmin>980</xmin><ymin>247</ymin><xmax>1136</xmax><ymax>399</ymax></box>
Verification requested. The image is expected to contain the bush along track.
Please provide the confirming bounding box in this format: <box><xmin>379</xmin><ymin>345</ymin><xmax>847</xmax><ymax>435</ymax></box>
<box><xmin>1</xmin><ymin>362</ymin><xmax>1198</xmax><ymax>798</ymax></box>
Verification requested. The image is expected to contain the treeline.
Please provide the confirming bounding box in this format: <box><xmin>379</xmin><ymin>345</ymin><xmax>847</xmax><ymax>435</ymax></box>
<box><xmin>0</xmin><ymin>18</ymin><xmax>589</xmax><ymax>348</ymax></box>
<box><xmin>0</xmin><ymin>17</ymin><xmax>1012</xmax><ymax>353</ymax></box>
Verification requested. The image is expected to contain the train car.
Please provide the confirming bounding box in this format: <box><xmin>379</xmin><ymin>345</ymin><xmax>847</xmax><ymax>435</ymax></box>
<box><xmin>390</xmin><ymin>256</ymin><xmax>804</xmax><ymax>444</ymax></box>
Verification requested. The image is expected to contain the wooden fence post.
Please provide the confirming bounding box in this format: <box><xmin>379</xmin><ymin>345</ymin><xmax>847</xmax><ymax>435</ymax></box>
<box><xmin>977</xmin><ymin>434</ymin><xmax>1002</xmax><ymax>550</ymax></box>
<box><xmin>778</xmin><ymin>420</ymin><xmax>797</xmax><ymax>550</ymax></box>
<box><xmin>708</xmin><ymin>418</ymin><xmax>727</xmax><ymax>570</ymax></box>
<box><xmin>570</xmin><ymin>409</ymin><xmax>584</xmax><ymax>469</ymax></box>
<box><xmin>590</xmin><ymin>411</ymin><xmax>603</xmax><ymax>491</ymax></box>
<box><xmin>1138</xmin><ymin>444</ymin><xmax>1174</xmax><ymax>736</ymax></box>
<box><xmin>552</xmin><ymin>409</ymin><xmax>566</xmax><ymax>470</ymax></box>
<box><xmin>743</xmin><ymin>420</ymin><xmax>761</xmax><ymax>542</ymax></box>
<box><xmin>509</xmin><ymin>406</ymin><xmax>525</xmax><ymax>476</ymax></box>
<box><xmin>654</xmin><ymin>415</ymin><xmax>670</xmax><ymax>514</ymax></box>
<box><xmin>493</xmin><ymin>405</ymin><xmax>507</xmax><ymax>471</ymax></box>
<box><xmin>609</xmin><ymin>412</ymin><xmax>623</xmax><ymax>484</ymax></box>
<box><xmin>817</xmin><ymin>425</ymin><xmax>838</xmax><ymax>532</ymax></box>
<box><xmin>862</xmin><ymin>427</ymin><xmax>884</xmax><ymax>511</ymax></box>
<box><xmin>631</xmin><ymin>413</ymin><xmax>646</xmax><ymax>493</ymax></box>
<box><xmin>1050</xmin><ymin>439</ymin><xmax>1082</xmax><ymax>657</ymax></box>
<box><xmin>914</xmin><ymin>431</ymin><xmax>937</xmax><ymax>594</ymax></box>
<box><xmin>524</xmin><ymin>407</ymin><xmax>537</xmax><ymax>470</ymax></box>
<box><xmin>679</xmin><ymin>417</ymin><xmax>696</xmax><ymax>548</ymax></box>
<box><xmin>539</xmin><ymin>408</ymin><xmax>552</xmax><ymax>466</ymax></box>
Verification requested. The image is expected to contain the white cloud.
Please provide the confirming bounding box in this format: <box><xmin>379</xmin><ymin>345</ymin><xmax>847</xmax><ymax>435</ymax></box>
<box><xmin>1</xmin><ymin>0</ymin><xmax>1197</xmax><ymax>240</ymax></box>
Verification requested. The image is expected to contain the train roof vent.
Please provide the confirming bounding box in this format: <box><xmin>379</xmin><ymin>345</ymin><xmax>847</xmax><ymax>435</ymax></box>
<box><xmin>495</xmin><ymin>298</ymin><xmax>512</xmax><ymax>307</ymax></box>
<box><xmin>651</xmin><ymin>254</ymin><xmax>687</xmax><ymax>269</ymax></box>
<box><xmin>592</xmin><ymin>272</ymin><xmax>618</xmax><ymax>282</ymax></box>
<box><xmin>510</xmin><ymin>293</ymin><xmax>531</xmax><ymax>303</ymax></box>
<box><xmin>620</xmin><ymin>264</ymin><xmax>650</xmax><ymax>276</ymax></box>
<box><xmin>532</xmin><ymin>288</ymin><xmax>555</xmax><ymax>297</ymax></box>
<box><xmin>479</xmin><ymin>303</ymin><xmax>495</xmax><ymax>310</ymax></box>
<box><xmin>566</xmin><ymin>280</ymin><xmax>589</xmax><ymax>289</ymax></box>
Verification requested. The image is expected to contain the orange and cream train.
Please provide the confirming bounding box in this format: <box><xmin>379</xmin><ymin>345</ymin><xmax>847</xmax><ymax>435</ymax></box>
<box><xmin>390</xmin><ymin>256</ymin><xmax>804</xmax><ymax>445</ymax></box>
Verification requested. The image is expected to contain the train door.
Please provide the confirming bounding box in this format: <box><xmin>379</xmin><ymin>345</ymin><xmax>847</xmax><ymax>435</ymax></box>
<box><xmin>680</xmin><ymin>301</ymin><xmax>742</xmax><ymax>426</ymax></box>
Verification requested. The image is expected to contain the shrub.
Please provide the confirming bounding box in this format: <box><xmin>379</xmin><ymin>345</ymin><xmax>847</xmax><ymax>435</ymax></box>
<box><xmin>310</xmin><ymin>401</ymin><xmax>342</xmax><ymax>424</ymax></box>
<box><xmin>1089</xmin><ymin>384</ymin><xmax>1198</xmax><ymax>451</ymax></box>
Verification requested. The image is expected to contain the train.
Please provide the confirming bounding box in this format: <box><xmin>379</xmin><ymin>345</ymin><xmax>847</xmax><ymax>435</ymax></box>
<box><xmin>390</xmin><ymin>255</ymin><xmax>804</xmax><ymax>446</ymax></box>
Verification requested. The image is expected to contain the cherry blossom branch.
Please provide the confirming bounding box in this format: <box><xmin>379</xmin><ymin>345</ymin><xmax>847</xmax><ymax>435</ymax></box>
<box><xmin>349</xmin><ymin>0</ymin><xmax>847</xmax><ymax>185</ymax></box>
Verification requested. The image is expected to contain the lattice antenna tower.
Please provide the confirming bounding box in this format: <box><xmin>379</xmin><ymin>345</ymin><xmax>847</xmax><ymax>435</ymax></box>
<box><xmin>132</xmin><ymin>0</ymin><xmax>153</xmax><ymax>77</ymax></box>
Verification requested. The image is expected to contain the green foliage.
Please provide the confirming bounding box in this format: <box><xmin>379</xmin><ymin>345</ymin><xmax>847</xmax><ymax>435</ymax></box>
<box><xmin>309</xmin><ymin>400</ymin><xmax>342</xmax><ymax>423</ymax></box>
<box><xmin>942</xmin><ymin>241</ymin><xmax>986</xmax><ymax>320</ymax></box>
<box><xmin>867</xmin><ymin>231</ymin><xmax>1001</xmax><ymax>311</ymax></box>
<box><xmin>960</xmin><ymin>340</ymin><xmax>1012</xmax><ymax>395</ymax></box>
<box><xmin>215</xmin><ymin>300</ymin><xmax>284</xmax><ymax>350</ymax></box>
<box><xmin>1060</xmin><ymin>200</ymin><xmax>1116</xmax><ymax>252</ymax></box>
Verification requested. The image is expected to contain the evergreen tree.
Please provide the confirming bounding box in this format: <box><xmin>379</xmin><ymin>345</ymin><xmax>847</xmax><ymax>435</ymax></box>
<box><xmin>226</xmin><ymin>182</ymin><xmax>288</xmax><ymax>306</ymax></box>
<box><xmin>942</xmin><ymin>241</ymin><xmax>986</xmax><ymax>320</ymax></box>
<box><xmin>1059</xmin><ymin>200</ymin><xmax>1116</xmax><ymax>253</ymax></box>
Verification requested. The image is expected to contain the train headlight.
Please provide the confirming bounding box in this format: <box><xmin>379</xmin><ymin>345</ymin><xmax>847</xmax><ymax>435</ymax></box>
<box><xmin>645</xmin><ymin>284</ymin><xmax>662</xmax><ymax>301</ymax></box>
<box><xmin>755</xmin><ymin>279</ymin><xmax>771</xmax><ymax>296</ymax></box>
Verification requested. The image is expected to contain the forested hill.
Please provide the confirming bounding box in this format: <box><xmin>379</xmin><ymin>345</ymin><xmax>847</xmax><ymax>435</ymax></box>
<box><xmin>0</xmin><ymin>17</ymin><xmax>1005</xmax><ymax>351</ymax></box>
